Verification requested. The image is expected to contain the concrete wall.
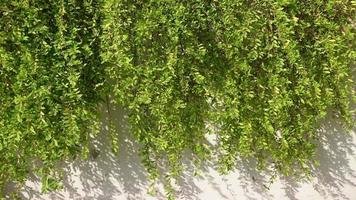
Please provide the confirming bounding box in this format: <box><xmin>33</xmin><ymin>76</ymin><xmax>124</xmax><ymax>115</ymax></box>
<box><xmin>6</xmin><ymin>104</ymin><xmax>356</xmax><ymax>200</ymax></box>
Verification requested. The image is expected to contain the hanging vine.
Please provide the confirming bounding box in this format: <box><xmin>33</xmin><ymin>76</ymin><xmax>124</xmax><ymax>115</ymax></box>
<box><xmin>1</xmin><ymin>0</ymin><xmax>355</xmax><ymax>199</ymax></box>
<box><xmin>0</xmin><ymin>0</ymin><xmax>103</xmax><ymax>195</ymax></box>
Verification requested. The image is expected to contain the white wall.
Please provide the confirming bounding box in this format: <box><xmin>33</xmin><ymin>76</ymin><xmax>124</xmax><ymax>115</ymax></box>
<box><xmin>5</xmin><ymin>104</ymin><xmax>356</xmax><ymax>200</ymax></box>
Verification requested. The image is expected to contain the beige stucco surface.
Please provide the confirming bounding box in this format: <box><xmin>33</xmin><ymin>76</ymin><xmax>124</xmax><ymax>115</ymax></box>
<box><xmin>5</xmin><ymin>104</ymin><xmax>356</xmax><ymax>200</ymax></box>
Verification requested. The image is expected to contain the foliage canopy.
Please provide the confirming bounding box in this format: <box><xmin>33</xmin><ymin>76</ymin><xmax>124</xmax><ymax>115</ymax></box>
<box><xmin>1</xmin><ymin>0</ymin><xmax>355</xmax><ymax>198</ymax></box>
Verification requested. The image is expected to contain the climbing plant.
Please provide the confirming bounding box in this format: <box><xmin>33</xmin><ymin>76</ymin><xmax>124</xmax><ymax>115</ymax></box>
<box><xmin>0</xmin><ymin>0</ymin><xmax>103</xmax><ymax>195</ymax></box>
<box><xmin>1</xmin><ymin>0</ymin><xmax>355</xmax><ymax>199</ymax></box>
<box><xmin>101</xmin><ymin>0</ymin><xmax>355</xmax><ymax>197</ymax></box>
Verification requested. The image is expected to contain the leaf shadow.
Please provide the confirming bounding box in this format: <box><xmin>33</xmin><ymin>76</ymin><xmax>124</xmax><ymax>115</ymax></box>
<box><xmin>281</xmin><ymin>115</ymin><xmax>356</xmax><ymax>200</ymax></box>
<box><xmin>4</xmin><ymin>106</ymin><xmax>356</xmax><ymax>200</ymax></box>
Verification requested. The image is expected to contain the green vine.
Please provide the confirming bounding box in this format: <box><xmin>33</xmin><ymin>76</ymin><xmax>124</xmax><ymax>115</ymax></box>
<box><xmin>1</xmin><ymin>0</ymin><xmax>355</xmax><ymax>198</ymax></box>
<box><xmin>0</xmin><ymin>0</ymin><xmax>103</xmax><ymax>194</ymax></box>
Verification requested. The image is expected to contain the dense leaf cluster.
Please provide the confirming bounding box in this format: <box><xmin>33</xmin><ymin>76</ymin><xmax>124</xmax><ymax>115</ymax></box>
<box><xmin>1</xmin><ymin>0</ymin><xmax>355</xmax><ymax>198</ymax></box>
<box><xmin>0</xmin><ymin>0</ymin><xmax>103</xmax><ymax>194</ymax></box>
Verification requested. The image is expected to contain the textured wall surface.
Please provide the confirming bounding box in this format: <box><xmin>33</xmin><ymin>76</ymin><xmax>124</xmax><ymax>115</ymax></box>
<box><xmin>6</xmin><ymin>104</ymin><xmax>356</xmax><ymax>200</ymax></box>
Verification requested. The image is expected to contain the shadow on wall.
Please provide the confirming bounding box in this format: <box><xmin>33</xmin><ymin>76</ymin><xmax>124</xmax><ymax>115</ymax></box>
<box><xmin>9</xmin><ymin>102</ymin><xmax>164</xmax><ymax>200</ymax></box>
<box><xmin>282</xmin><ymin>117</ymin><xmax>356</xmax><ymax>200</ymax></box>
<box><xmin>313</xmin><ymin>120</ymin><xmax>356</xmax><ymax>199</ymax></box>
<box><xmin>4</xmin><ymin>103</ymin><xmax>356</xmax><ymax>200</ymax></box>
